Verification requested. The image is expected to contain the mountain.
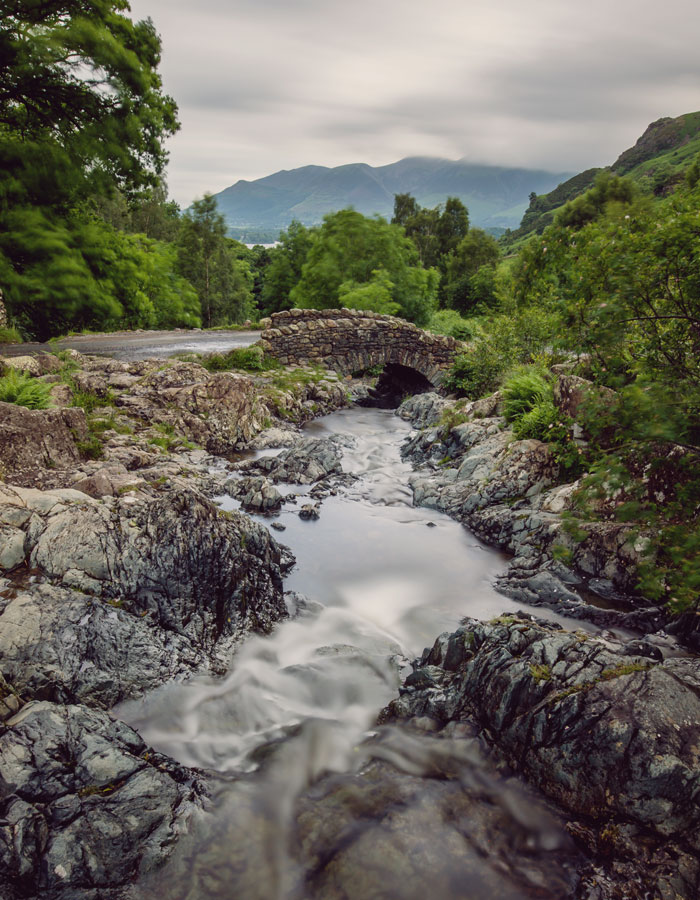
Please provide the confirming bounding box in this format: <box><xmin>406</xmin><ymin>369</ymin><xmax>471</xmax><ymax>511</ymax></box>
<box><xmin>507</xmin><ymin>111</ymin><xmax>700</xmax><ymax>244</ymax></box>
<box><xmin>212</xmin><ymin>158</ymin><xmax>572</xmax><ymax>240</ymax></box>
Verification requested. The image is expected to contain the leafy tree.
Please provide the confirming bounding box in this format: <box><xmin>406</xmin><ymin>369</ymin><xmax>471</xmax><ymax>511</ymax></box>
<box><xmin>337</xmin><ymin>269</ymin><xmax>399</xmax><ymax>315</ymax></box>
<box><xmin>177</xmin><ymin>194</ymin><xmax>254</xmax><ymax>327</ymax></box>
<box><xmin>290</xmin><ymin>209</ymin><xmax>438</xmax><ymax>326</ymax></box>
<box><xmin>0</xmin><ymin>0</ymin><xmax>182</xmax><ymax>336</ymax></box>
<box><xmin>0</xmin><ymin>0</ymin><xmax>178</xmax><ymax>196</ymax></box>
<box><xmin>259</xmin><ymin>221</ymin><xmax>314</xmax><ymax>316</ymax></box>
<box><xmin>442</xmin><ymin>229</ymin><xmax>499</xmax><ymax>313</ymax></box>
<box><xmin>392</xmin><ymin>193</ymin><xmax>470</xmax><ymax>296</ymax></box>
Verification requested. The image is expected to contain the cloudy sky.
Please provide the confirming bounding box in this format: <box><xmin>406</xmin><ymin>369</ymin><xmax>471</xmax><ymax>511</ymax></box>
<box><xmin>127</xmin><ymin>0</ymin><xmax>700</xmax><ymax>208</ymax></box>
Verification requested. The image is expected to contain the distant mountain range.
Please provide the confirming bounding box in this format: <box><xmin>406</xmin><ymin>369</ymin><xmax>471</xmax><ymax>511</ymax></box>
<box><xmin>212</xmin><ymin>158</ymin><xmax>572</xmax><ymax>241</ymax></box>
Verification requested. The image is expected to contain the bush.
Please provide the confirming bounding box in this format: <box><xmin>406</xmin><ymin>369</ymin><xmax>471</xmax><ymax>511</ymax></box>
<box><xmin>202</xmin><ymin>345</ymin><xmax>279</xmax><ymax>372</ymax></box>
<box><xmin>502</xmin><ymin>366</ymin><xmax>551</xmax><ymax>422</ymax></box>
<box><xmin>0</xmin><ymin>369</ymin><xmax>52</xmax><ymax>409</ymax></box>
<box><xmin>0</xmin><ymin>327</ymin><xmax>22</xmax><ymax>344</ymax></box>
<box><xmin>428</xmin><ymin>309</ymin><xmax>475</xmax><ymax>340</ymax></box>
<box><xmin>442</xmin><ymin>347</ymin><xmax>504</xmax><ymax>398</ymax></box>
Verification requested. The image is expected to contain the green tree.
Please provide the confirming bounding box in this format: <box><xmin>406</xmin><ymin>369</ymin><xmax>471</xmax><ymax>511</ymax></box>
<box><xmin>177</xmin><ymin>195</ymin><xmax>254</xmax><ymax>327</ymax></box>
<box><xmin>0</xmin><ymin>0</ymin><xmax>178</xmax><ymax>196</ymax></box>
<box><xmin>0</xmin><ymin>0</ymin><xmax>181</xmax><ymax>336</ymax></box>
<box><xmin>259</xmin><ymin>221</ymin><xmax>314</xmax><ymax>316</ymax></box>
<box><xmin>290</xmin><ymin>209</ymin><xmax>438</xmax><ymax>326</ymax></box>
<box><xmin>443</xmin><ymin>228</ymin><xmax>500</xmax><ymax>313</ymax></box>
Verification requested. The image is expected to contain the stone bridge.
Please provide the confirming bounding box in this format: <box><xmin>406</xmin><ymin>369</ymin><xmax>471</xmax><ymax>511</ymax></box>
<box><xmin>258</xmin><ymin>309</ymin><xmax>462</xmax><ymax>386</ymax></box>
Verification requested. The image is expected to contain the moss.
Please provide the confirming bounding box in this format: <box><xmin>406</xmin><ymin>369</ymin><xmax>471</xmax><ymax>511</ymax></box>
<box><xmin>549</xmin><ymin>661</ymin><xmax>656</xmax><ymax>704</ymax></box>
<box><xmin>529</xmin><ymin>663</ymin><xmax>552</xmax><ymax>683</ymax></box>
<box><xmin>489</xmin><ymin>615</ymin><xmax>517</xmax><ymax>626</ymax></box>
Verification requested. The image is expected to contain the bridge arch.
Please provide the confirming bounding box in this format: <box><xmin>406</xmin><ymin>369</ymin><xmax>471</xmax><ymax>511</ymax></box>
<box><xmin>258</xmin><ymin>309</ymin><xmax>462</xmax><ymax>386</ymax></box>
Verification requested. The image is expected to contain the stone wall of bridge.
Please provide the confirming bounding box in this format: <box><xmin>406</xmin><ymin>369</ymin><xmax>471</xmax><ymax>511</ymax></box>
<box><xmin>258</xmin><ymin>308</ymin><xmax>462</xmax><ymax>385</ymax></box>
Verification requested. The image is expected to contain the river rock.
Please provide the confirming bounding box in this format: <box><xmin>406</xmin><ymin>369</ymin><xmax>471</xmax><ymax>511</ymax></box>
<box><xmin>0</xmin><ymin>701</ymin><xmax>206</xmax><ymax>898</ymax></box>
<box><xmin>0</xmin><ymin>402</ymin><xmax>89</xmax><ymax>485</ymax></box>
<box><xmin>242</xmin><ymin>437</ymin><xmax>344</xmax><ymax>484</ymax></box>
<box><xmin>0</xmin><ymin>483</ymin><xmax>288</xmax><ymax>705</ymax></box>
<box><xmin>116</xmin><ymin>361</ymin><xmax>266</xmax><ymax>453</ymax></box>
<box><xmin>381</xmin><ymin>615</ymin><xmax>700</xmax><ymax>898</ymax></box>
<box><xmin>398</xmin><ymin>392</ymin><xmax>655</xmax><ymax>613</ymax></box>
<box><xmin>226</xmin><ymin>475</ymin><xmax>284</xmax><ymax>513</ymax></box>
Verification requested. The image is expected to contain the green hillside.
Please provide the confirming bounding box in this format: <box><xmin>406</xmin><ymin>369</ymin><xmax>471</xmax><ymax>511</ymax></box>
<box><xmin>504</xmin><ymin>112</ymin><xmax>700</xmax><ymax>247</ymax></box>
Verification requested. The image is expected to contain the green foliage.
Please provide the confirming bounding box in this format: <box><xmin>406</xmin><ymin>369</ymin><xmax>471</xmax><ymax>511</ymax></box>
<box><xmin>392</xmin><ymin>194</ymin><xmax>469</xmax><ymax>269</ymax></box>
<box><xmin>0</xmin><ymin>326</ymin><xmax>22</xmax><ymax>344</ymax></box>
<box><xmin>0</xmin><ymin>0</ymin><xmax>178</xmax><ymax>196</ymax></box>
<box><xmin>290</xmin><ymin>209</ymin><xmax>438</xmax><ymax>326</ymax></box>
<box><xmin>554</xmin><ymin>172</ymin><xmax>636</xmax><ymax>229</ymax></box>
<box><xmin>259</xmin><ymin>221</ymin><xmax>314</xmax><ymax>316</ymax></box>
<box><xmin>177</xmin><ymin>195</ymin><xmax>255</xmax><ymax>327</ymax></box>
<box><xmin>0</xmin><ymin>369</ymin><xmax>52</xmax><ymax>409</ymax></box>
<box><xmin>502</xmin><ymin>367</ymin><xmax>551</xmax><ymax>422</ymax></box>
<box><xmin>201</xmin><ymin>345</ymin><xmax>279</xmax><ymax>372</ymax></box>
<box><xmin>337</xmin><ymin>268</ymin><xmax>399</xmax><ymax>315</ymax></box>
<box><xmin>427</xmin><ymin>309</ymin><xmax>475</xmax><ymax>340</ymax></box>
<box><xmin>0</xmin><ymin>2</ymin><xmax>194</xmax><ymax>340</ymax></box>
<box><xmin>443</xmin><ymin>229</ymin><xmax>500</xmax><ymax>313</ymax></box>
<box><xmin>443</xmin><ymin>306</ymin><xmax>560</xmax><ymax>399</ymax></box>
<box><xmin>529</xmin><ymin>663</ymin><xmax>552</xmax><ymax>683</ymax></box>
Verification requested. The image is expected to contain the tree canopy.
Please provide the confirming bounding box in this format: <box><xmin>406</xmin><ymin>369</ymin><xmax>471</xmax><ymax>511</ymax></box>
<box><xmin>290</xmin><ymin>209</ymin><xmax>439</xmax><ymax>326</ymax></box>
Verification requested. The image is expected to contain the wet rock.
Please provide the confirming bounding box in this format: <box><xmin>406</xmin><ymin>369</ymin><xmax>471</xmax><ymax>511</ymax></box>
<box><xmin>0</xmin><ymin>701</ymin><xmax>206</xmax><ymax>898</ymax></box>
<box><xmin>299</xmin><ymin>503</ymin><xmax>320</xmax><ymax>521</ymax></box>
<box><xmin>225</xmin><ymin>475</ymin><xmax>283</xmax><ymax>513</ymax></box>
<box><xmin>381</xmin><ymin>616</ymin><xmax>700</xmax><ymax>898</ymax></box>
<box><xmin>0</xmin><ymin>483</ymin><xmax>289</xmax><ymax>705</ymax></box>
<box><xmin>242</xmin><ymin>437</ymin><xmax>344</xmax><ymax>485</ymax></box>
<box><xmin>398</xmin><ymin>391</ymin><xmax>657</xmax><ymax>619</ymax></box>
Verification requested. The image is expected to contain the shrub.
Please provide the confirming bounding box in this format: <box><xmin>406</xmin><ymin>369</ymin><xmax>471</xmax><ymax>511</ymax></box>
<box><xmin>0</xmin><ymin>369</ymin><xmax>52</xmax><ymax>409</ymax></box>
<box><xmin>428</xmin><ymin>309</ymin><xmax>475</xmax><ymax>340</ymax></box>
<box><xmin>0</xmin><ymin>327</ymin><xmax>22</xmax><ymax>344</ymax></box>
<box><xmin>502</xmin><ymin>366</ymin><xmax>551</xmax><ymax>423</ymax></box>
<box><xmin>442</xmin><ymin>347</ymin><xmax>504</xmax><ymax>398</ymax></box>
<box><xmin>202</xmin><ymin>345</ymin><xmax>279</xmax><ymax>372</ymax></box>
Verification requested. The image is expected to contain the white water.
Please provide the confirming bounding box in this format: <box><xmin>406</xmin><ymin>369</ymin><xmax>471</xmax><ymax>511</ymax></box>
<box><xmin>119</xmin><ymin>408</ymin><xmax>583</xmax><ymax>899</ymax></box>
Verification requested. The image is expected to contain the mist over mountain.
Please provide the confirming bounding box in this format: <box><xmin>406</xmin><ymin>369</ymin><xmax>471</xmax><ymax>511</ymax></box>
<box><xmin>212</xmin><ymin>157</ymin><xmax>571</xmax><ymax>240</ymax></box>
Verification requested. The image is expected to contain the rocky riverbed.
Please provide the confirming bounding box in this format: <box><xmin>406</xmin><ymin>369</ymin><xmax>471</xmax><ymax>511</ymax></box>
<box><xmin>0</xmin><ymin>348</ymin><xmax>698</xmax><ymax>899</ymax></box>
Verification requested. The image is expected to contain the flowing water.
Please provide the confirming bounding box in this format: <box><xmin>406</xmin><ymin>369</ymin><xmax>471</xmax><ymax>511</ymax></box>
<box><xmin>119</xmin><ymin>408</ymin><xmax>588</xmax><ymax>899</ymax></box>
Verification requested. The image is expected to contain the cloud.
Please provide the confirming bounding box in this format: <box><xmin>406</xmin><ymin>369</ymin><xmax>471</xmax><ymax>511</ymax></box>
<box><xmin>126</xmin><ymin>0</ymin><xmax>700</xmax><ymax>206</ymax></box>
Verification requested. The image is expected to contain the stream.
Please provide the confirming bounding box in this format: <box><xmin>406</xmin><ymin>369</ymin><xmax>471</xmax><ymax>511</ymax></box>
<box><xmin>118</xmin><ymin>407</ymin><xmax>588</xmax><ymax>899</ymax></box>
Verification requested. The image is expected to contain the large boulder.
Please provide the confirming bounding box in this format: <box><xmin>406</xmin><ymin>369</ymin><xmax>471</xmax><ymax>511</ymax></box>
<box><xmin>118</xmin><ymin>362</ymin><xmax>265</xmax><ymax>453</ymax></box>
<box><xmin>241</xmin><ymin>437</ymin><xmax>344</xmax><ymax>484</ymax></box>
<box><xmin>0</xmin><ymin>403</ymin><xmax>88</xmax><ymax>483</ymax></box>
<box><xmin>0</xmin><ymin>483</ymin><xmax>288</xmax><ymax>706</ymax></box>
<box><xmin>0</xmin><ymin>701</ymin><xmax>206</xmax><ymax>898</ymax></box>
<box><xmin>382</xmin><ymin>616</ymin><xmax>700</xmax><ymax>898</ymax></box>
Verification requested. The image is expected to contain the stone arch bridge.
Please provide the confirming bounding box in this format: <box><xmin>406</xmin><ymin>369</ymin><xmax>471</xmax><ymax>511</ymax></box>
<box><xmin>258</xmin><ymin>309</ymin><xmax>462</xmax><ymax>386</ymax></box>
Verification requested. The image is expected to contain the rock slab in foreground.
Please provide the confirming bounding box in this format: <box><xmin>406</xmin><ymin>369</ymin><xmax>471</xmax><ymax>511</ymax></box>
<box><xmin>382</xmin><ymin>616</ymin><xmax>700</xmax><ymax>899</ymax></box>
<box><xmin>0</xmin><ymin>701</ymin><xmax>206</xmax><ymax>899</ymax></box>
<box><xmin>0</xmin><ymin>483</ymin><xmax>288</xmax><ymax>707</ymax></box>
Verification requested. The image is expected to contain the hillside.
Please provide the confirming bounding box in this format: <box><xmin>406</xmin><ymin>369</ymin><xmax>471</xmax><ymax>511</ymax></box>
<box><xmin>212</xmin><ymin>158</ymin><xmax>571</xmax><ymax>240</ymax></box>
<box><xmin>505</xmin><ymin>111</ymin><xmax>700</xmax><ymax>244</ymax></box>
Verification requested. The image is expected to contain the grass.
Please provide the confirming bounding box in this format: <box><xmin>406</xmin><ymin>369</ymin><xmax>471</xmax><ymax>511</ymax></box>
<box><xmin>529</xmin><ymin>663</ymin><xmax>552</xmax><ymax>683</ymax></box>
<box><xmin>0</xmin><ymin>326</ymin><xmax>22</xmax><ymax>344</ymax></box>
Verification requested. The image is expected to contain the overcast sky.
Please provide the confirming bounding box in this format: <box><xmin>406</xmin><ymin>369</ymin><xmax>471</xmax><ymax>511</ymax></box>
<box><xmin>127</xmin><ymin>0</ymin><xmax>700</xmax><ymax>208</ymax></box>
